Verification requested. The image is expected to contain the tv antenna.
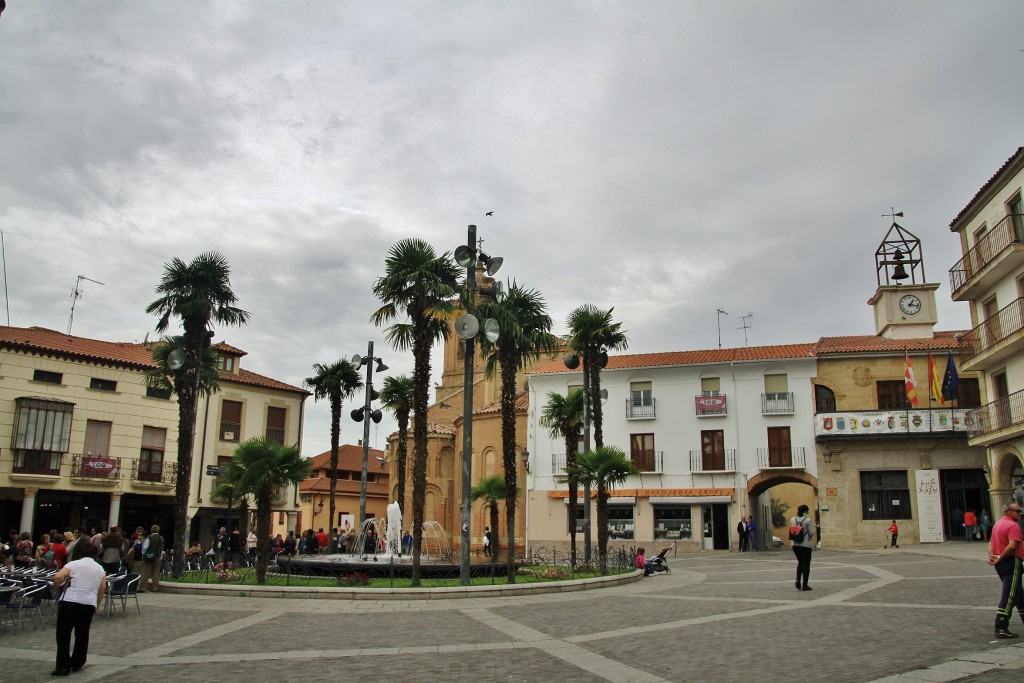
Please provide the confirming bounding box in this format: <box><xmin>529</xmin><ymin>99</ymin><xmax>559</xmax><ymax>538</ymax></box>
<box><xmin>716</xmin><ymin>308</ymin><xmax>728</xmax><ymax>349</ymax></box>
<box><xmin>738</xmin><ymin>313</ymin><xmax>754</xmax><ymax>347</ymax></box>
<box><xmin>67</xmin><ymin>275</ymin><xmax>105</xmax><ymax>335</ymax></box>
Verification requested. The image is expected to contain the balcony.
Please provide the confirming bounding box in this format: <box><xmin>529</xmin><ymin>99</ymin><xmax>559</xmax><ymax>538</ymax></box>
<box><xmin>949</xmin><ymin>213</ymin><xmax>1024</xmax><ymax>301</ymax></box>
<box><xmin>631</xmin><ymin>449</ymin><xmax>664</xmax><ymax>473</ymax></box>
<box><xmin>266</xmin><ymin>427</ymin><xmax>286</xmax><ymax>444</ymax></box>
<box><xmin>626</xmin><ymin>397</ymin><xmax>656</xmax><ymax>419</ymax></box>
<box><xmin>689</xmin><ymin>449</ymin><xmax>737</xmax><ymax>472</ymax></box>
<box><xmin>70</xmin><ymin>455</ymin><xmax>121</xmax><ymax>483</ymax></box>
<box><xmin>959</xmin><ymin>297</ymin><xmax>1024</xmax><ymax>372</ymax></box>
<box><xmin>695</xmin><ymin>393</ymin><xmax>727</xmax><ymax>417</ymax></box>
<box><xmin>552</xmin><ymin>454</ymin><xmax>568</xmax><ymax>476</ymax></box>
<box><xmin>762</xmin><ymin>392</ymin><xmax>795</xmax><ymax>414</ymax></box>
<box><xmin>814</xmin><ymin>409</ymin><xmax>972</xmax><ymax>438</ymax></box>
<box><xmin>966</xmin><ymin>389</ymin><xmax>1024</xmax><ymax>446</ymax></box>
<box><xmin>130</xmin><ymin>459</ymin><xmax>177</xmax><ymax>486</ymax></box>
<box><xmin>10</xmin><ymin>450</ymin><xmax>63</xmax><ymax>477</ymax></box>
<box><xmin>220</xmin><ymin>421</ymin><xmax>241</xmax><ymax>442</ymax></box>
<box><xmin>756</xmin><ymin>447</ymin><xmax>806</xmax><ymax>470</ymax></box>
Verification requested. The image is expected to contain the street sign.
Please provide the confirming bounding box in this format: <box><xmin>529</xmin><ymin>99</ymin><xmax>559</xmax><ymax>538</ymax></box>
<box><xmin>206</xmin><ymin>465</ymin><xmax>222</xmax><ymax>476</ymax></box>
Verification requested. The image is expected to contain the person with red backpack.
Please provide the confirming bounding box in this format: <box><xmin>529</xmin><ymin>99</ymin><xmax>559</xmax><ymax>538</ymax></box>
<box><xmin>789</xmin><ymin>505</ymin><xmax>816</xmax><ymax>591</ymax></box>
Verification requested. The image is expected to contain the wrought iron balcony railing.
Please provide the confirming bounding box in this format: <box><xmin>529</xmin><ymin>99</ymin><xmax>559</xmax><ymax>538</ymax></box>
<box><xmin>130</xmin><ymin>459</ymin><xmax>177</xmax><ymax>485</ymax></box>
<box><xmin>949</xmin><ymin>213</ymin><xmax>1024</xmax><ymax>297</ymax></box>
<box><xmin>967</xmin><ymin>389</ymin><xmax>1024</xmax><ymax>440</ymax></box>
<box><xmin>626</xmin><ymin>397</ymin><xmax>656</xmax><ymax>419</ymax></box>
<box><xmin>695</xmin><ymin>393</ymin><xmax>727</xmax><ymax>416</ymax></box>
<box><xmin>265</xmin><ymin>427</ymin><xmax>286</xmax><ymax>444</ymax></box>
<box><xmin>71</xmin><ymin>454</ymin><xmax>121</xmax><ymax>481</ymax></box>
<box><xmin>756</xmin><ymin>446</ymin><xmax>806</xmax><ymax>469</ymax></box>
<box><xmin>630</xmin><ymin>449</ymin><xmax>663</xmax><ymax>473</ymax></box>
<box><xmin>762</xmin><ymin>392</ymin><xmax>795</xmax><ymax>414</ymax></box>
<box><xmin>959</xmin><ymin>297</ymin><xmax>1024</xmax><ymax>365</ymax></box>
<box><xmin>689</xmin><ymin>449</ymin><xmax>737</xmax><ymax>472</ymax></box>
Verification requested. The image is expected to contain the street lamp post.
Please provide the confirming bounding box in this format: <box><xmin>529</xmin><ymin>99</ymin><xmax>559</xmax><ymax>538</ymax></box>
<box><xmin>351</xmin><ymin>342</ymin><xmax>387</xmax><ymax>527</ymax></box>
<box><xmin>453</xmin><ymin>224</ymin><xmax>502</xmax><ymax>585</ymax></box>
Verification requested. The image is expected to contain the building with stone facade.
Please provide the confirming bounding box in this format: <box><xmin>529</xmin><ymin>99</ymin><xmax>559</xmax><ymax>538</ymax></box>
<box><xmin>948</xmin><ymin>146</ymin><xmax>1024</xmax><ymax>513</ymax></box>
<box><xmin>0</xmin><ymin>325</ymin><xmax>308</xmax><ymax>548</ymax></box>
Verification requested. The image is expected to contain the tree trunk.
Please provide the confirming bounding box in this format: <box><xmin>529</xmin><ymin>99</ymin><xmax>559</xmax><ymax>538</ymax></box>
<box><xmin>596</xmin><ymin>487</ymin><xmax>609</xmax><ymax>575</ymax></box>
<box><xmin>587</xmin><ymin>351</ymin><xmax>604</xmax><ymax>449</ymax></box>
<box><xmin>171</xmin><ymin>364</ymin><xmax>198</xmax><ymax>578</ymax></box>
<box><xmin>396</xmin><ymin>410</ymin><xmax>409</xmax><ymax>518</ymax></box>
<box><xmin>329</xmin><ymin>398</ymin><xmax>341</xmax><ymax>547</ymax></box>
<box><xmin>565</xmin><ymin>430</ymin><xmax>578</xmax><ymax>569</ymax></box>
<box><xmin>410</xmin><ymin>317</ymin><xmax>431</xmax><ymax>587</ymax></box>
<box><xmin>255</xmin><ymin>491</ymin><xmax>272</xmax><ymax>584</ymax></box>
<box><xmin>489</xmin><ymin>501</ymin><xmax>499</xmax><ymax>559</ymax></box>
<box><xmin>501</xmin><ymin>350</ymin><xmax>518</xmax><ymax>583</ymax></box>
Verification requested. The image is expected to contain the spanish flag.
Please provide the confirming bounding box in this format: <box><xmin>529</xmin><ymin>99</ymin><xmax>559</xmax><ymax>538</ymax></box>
<box><xmin>904</xmin><ymin>351</ymin><xmax>920</xmax><ymax>407</ymax></box>
<box><xmin>929</xmin><ymin>353</ymin><xmax>944</xmax><ymax>405</ymax></box>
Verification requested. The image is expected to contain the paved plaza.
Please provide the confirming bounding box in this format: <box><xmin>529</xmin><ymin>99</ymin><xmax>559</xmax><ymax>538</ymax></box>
<box><xmin>4</xmin><ymin>545</ymin><xmax>1024</xmax><ymax>682</ymax></box>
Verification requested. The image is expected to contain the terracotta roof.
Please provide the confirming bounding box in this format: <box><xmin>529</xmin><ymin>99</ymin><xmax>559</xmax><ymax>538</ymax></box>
<box><xmin>528</xmin><ymin>344</ymin><xmax>816</xmax><ymax>375</ymax></box>
<box><xmin>427</xmin><ymin>421</ymin><xmax>455</xmax><ymax>436</ymax></box>
<box><xmin>214</xmin><ymin>342</ymin><xmax>247</xmax><ymax>357</ymax></box>
<box><xmin>299</xmin><ymin>477</ymin><xmax>390</xmax><ymax>496</ymax></box>
<box><xmin>475</xmin><ymin>392</ymin><xmax>529</xmax><ymax>416</ymax></box>
<box><xmin>0</xmin><ymin>325</ymin><xmax>307</xmax><ymax>395</ymax></box>
<box><xmin>811</xmin><ymin>331</ymin><xmax>967</xmax><ymax>355</ymax></box>
<box><xmin>950</xmin><ymin>147</ymin><xmax>1024</xmax><ymax>230</ymax></box>
<box><xmin>307</xmin><ymin>444</ymin><xmax>386</xmax><ymax>472</ymax></box>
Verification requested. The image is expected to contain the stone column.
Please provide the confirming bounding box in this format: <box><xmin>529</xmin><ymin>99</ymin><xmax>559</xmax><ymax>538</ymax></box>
<box><xmin>20</xmin><ymin>487</ymin><xmax>38</xmax><ymax>533</ymax></box>
<box><xmin>109</xmin><ymin>492</ymin><xmax>123</xmax><ymax>529</ymax></box>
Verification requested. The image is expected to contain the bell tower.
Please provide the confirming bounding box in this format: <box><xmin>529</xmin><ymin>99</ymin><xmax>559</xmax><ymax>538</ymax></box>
<box><xmin>867</xmin><ymin>218</ymin><xmax>940</xmax><ymax>339</ymax></box>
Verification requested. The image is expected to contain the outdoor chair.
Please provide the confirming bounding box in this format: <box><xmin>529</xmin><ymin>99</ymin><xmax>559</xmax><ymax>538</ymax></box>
<box><xmin>108</xmin><ymin>573</ymin><xmax>140</xmax><ymax>617</ymax></box>
<box><xmin>27</xmin><ymin>578</ymin><xmax>57</xmax><ymax>624</ymax></box>
<box><xmin>2</xmin><ymin>584</ymin><xmax>46</xmax><ymax>632</ymax></box>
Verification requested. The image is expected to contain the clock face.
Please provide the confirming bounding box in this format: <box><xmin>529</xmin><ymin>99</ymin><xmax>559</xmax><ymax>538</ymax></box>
<box><xmin>899</xmin><ymin>294</ymin><xmax>922</xmax><ymax>316</ymax></box>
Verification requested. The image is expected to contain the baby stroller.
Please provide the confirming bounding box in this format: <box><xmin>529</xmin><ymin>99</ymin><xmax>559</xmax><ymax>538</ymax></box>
<box><xmin>645</xmin><ymin>547</ymin><xmax>671</xmax><ymax>575</ymax></box>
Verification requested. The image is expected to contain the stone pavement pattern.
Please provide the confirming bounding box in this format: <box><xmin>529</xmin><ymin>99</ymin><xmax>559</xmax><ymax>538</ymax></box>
<box><xmin>4</xmin><ymin>547</ymin><xmax>1024</xmax><ymax>682</ymax></box>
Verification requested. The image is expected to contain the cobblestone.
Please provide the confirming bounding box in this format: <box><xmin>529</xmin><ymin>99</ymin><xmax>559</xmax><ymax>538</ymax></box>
<box><xmin>3</xmin><ymin>547</ymin><xmax>1024</xmax><ymax>682</ymax></box>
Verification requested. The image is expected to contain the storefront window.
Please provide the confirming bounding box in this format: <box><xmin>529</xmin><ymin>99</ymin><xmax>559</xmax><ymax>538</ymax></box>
<box><xmin>608</xmin><ymin>506</ymin><xmax>634</xmax><ymax>539</ymax></box>
<box><xmin>654</xmin><ymin>507</ymin><xmax>692</xmax><ymax>540</ymax></box>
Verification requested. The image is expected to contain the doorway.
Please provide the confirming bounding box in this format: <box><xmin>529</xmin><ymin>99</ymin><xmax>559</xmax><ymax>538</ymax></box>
<box><xmin>940</xmin><ymin>469</ymin><xmax>990</xmax><ymax>540</ymax></box>
<box><xmin>701</xmin><ymin>504</ymin><xmax>730</xmax><ymax>550</ymax></box>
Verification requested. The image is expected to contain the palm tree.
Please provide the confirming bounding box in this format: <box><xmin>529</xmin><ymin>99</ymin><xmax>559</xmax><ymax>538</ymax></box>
<box><xmin>146</xmin><ymin>252</ymin><xmax>250</xmax><ymax>576</ymax></box>
<box><xmin>380</xmin><ymin>375</ymin><xmax>414</xmax><ymax>518</ymax></box>
<box><xmin>566</xmin><ymin>446</ymin><xmax>639</xmax><ymax>574</ymax></box>
<box><xmin>371</xmin><ymin>238</ymin><xmax>461</xmax><ymax>586</ymax></box>
<box><xmin>305</xmin><ymin>360</ymin><xmax>363</xmax><ymax>541</ymax></box>
<box><xmin>539</xmin><ymin>388</ymin><xmax>584</xmax><ymax>567</ymax></box>
<box><xmin>477</xmin><ymin>281</ymin><xmax>558</xmax><ymax>582</ymax></box>
<box><xmin>470</xmin><ymin>474</ymin><xmax>508</xmax><ymax>560</ymax></box>
<box><xmin>221</xmin><ymin>437</ymin><xmax>311</xmax><ymax>584</ymax></box>
<box><xmin>565</xmin><ymin>304</ymin><xmax>628</xmax><ymax>450</ymax></box>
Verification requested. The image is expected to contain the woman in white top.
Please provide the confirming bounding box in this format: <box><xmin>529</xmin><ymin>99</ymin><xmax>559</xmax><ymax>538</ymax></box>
<box><xmin>51</xmin><ymin>542</ymin><xmax>106</xmax><ymax>676</ymax></box>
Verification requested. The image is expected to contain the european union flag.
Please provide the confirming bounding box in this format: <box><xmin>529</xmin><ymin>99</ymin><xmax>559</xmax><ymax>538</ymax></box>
<box><xmin>941</xmin><ymin>350</ymin><xmax>959</xmax><ymax>402</ymax></box>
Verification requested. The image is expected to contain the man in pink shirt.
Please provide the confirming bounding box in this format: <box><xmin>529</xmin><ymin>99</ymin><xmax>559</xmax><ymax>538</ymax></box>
<box><xmin>988</xmin><ymin>502</ymin><xmax>1024</xmax><ymax>638</ymax></box>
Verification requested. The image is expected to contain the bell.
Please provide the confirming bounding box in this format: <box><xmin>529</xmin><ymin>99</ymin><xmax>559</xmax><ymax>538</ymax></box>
<box><xmin>891</xmin><ymin>249</ymin><xmax>909</xmax><ymax>281</ymax></box>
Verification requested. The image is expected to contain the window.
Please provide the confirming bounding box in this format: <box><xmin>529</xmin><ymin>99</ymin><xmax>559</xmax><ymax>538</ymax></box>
<box><xmin>220</xmin><ymin>400</ymin><xmax>242</xmax><ymax>442</ymax></box>
<box><xmin>766</xmin><ymin>426</ymin><xmax>792</xmax><ymax>467</ymax></box>
<box><xmin>629</xmin><ymin>433</ymin><xmax>656</xmax><ymax>471</ymax></box>
<box><xmin>629</xmin><ymin>381</ymin><xmax>652</xmax><ymax>406</ymax></box>
<box><xmin>32</xmin><ymin>369</ymin><xmax>63</xmax><ymax>384</ymax></box>
<box><xmin>146</xmin><ymin>386</ymin><xmax>172</xmax><ymax>400</ymax></box>
<box><xmin>982</xmin><ymin>296</ymin><xmax>1001</xmax><ymax>347</ymax></box>
<box><xmin>139</xmin><ymin>426</ymin><xmax>166</xmax><ymax>482</ymax></box>
<box><xmin>654</xmin><ymin>507</ymin><xmax>692</xmax><ymax>540</ymax></box>
<box><xmin>217</xmin><ymin>355</ymin><xmax>235</xmax><ymax>372</ymax></box>
<box><xmin>861</xmin><ymin>470</ymin><xmax>911</xmax><ymax>520</ymax></box>
<box><xmin>1008</xmin><ymin>194</ymin><xmax>1023</xmax><ymax>239</ymax></box>
<box><xmin>84</xmin><ymin>420</ymin><xmax>112</xmax><ymax>456</ymax></box>
<box><xmin>814</xmin><ymin>384</ymin><xmax>836</xmax><ymax>413</ymax></box>
<box><xmin>89</xmin><ymin>378</ymin><xmax>117</xmax><ymax>392</ymax></box>
<box><xmin>266</xmin><ymin>406</ymin><xmax>286</xmax><ymax>444</ymax></box>
<box><xmin>877</xmin><ymin>380</ymin><xmax>909</xmax><ymax>410</ymax></box>
<box><xmin>568</xmin><ymin>504</ymin><xmax>585</xmax><ymax>534</ymax></box>
<box><xmin>608</xmin><ymin>506</ymin><xmax>635</xmax><ymax>539</ymax></box>
<box><xmin>762</xmin><ymin>374</ymin><xmax>794</xmax><ymax>413</ymax></box>
<box><xmin>701</xmin><ymin>377</ymin><xmax>721</xmax><ymax>394</ymax></box>
<box><xmin>700</xmin><ymin>430</ymin><xmax>725</xmax><ymax>470</ymax></box>
<box><xmin>764</xmin><ymin>374</ymin><xmax>788</xmax><ymax>393</ymax></box>
<box><xmin>13</xmin><ymin>397</ymin><xmax>74</xmax><ymax>474</ymax></box>
<box><xmin>956</xmin><ymin>378</ymin><xmax>981</xmax><ymax>409</ymax></box>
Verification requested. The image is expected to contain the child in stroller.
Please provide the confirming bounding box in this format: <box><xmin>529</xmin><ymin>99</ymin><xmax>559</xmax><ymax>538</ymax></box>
<box><xmin>636</xmin><ymin>546</ymin><xmax>672</xmax><ymax>576</ymax></box>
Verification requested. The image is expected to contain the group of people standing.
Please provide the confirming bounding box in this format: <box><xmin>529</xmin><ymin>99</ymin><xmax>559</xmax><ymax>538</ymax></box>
<box><xmin>735</xmin><ymin>514</ymin><xmax>758</xmax><ymax>552</ymax></box>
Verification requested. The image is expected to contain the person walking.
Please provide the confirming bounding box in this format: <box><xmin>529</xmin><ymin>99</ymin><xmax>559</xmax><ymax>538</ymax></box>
<box><xmin>483</xmin><ymin>527</ymin><xmax>493</xmax><ymax>558</ymax></box>
<box><xmin>212</xmin><ymin>527</ymin><xmax>228</xmax><ymax>565</ymax></box>
<box><xmin>965</xmin><ymin>509</ymin><xmax>978</xmax><ymax>542</ymax></box>
<box><xmin>989</xmin><ymin>502</ymin><xmax>1024</xmax><ymax>638</ymax></box>
<box><xmin>980</xmin><ymin>509</ymin><xmax>993</xmax><ymax>541</ymax></box>
<box><xmin>747</xmin><ymin>515</ymin><xmax>758</xmax><ymax>552</ymax></box>
<box><xmin>790</xmin><ymin>504</ymin><xmax>815</xmax><ymax>591</ymax></box>
<box><xmin>736</xmin><ymin>517</ymin><xmax>748</xmax><ymax>552</ymax></box>
<box><xmin>139</xmin><ymin>525</ymin><xmax>164</xmax><ymax>593</ymax></box>
<box><xmin>50</xmin><ymin>542</ymin><xmax>106</xmax><ymax>675</ymax></box>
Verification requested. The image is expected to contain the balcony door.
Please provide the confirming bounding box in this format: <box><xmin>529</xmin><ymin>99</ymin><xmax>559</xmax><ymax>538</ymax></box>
<box><xmin>982</xmin><ymin>296</ymin><xmax>1001</xmax><ymax>350</ymax></box>
<box><xmin>993</xmin><ymin>371</ymin><xmax>1010</xmax><ymax>430</ymax></box>
<box><xmin>701</xmin><ymin>430</ymin><xmax>725</xmax><ymax>470</ymax></box>
<box><xmin>767</xmin><ymin>427</ymin><xmax>792</xmax><ymax>467</ymax></box>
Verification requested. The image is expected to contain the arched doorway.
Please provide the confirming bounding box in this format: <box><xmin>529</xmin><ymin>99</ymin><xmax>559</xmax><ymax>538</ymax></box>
<box><xmin>748</xmin><ymin>470</ymin><xmax>819</xmax><ymax>549</ymax></box>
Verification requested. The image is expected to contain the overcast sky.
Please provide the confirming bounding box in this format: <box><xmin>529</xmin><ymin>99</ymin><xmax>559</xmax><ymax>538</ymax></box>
<box><xmin>1</xmin><ymin>1</ymin><xmax>1022</xmax><ymax>457</ymax></box>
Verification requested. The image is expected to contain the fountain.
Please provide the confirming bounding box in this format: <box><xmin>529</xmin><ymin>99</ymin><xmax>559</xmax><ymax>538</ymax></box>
<box><xmin>278</xmin><ymin>501</ymin><xmax>488</xmax><ymax>578</ymax></box>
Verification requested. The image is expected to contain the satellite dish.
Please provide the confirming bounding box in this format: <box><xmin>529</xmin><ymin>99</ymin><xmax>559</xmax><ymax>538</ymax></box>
<box><xmin>563</xmin><ymin>354</ymin><xmax>580</xmax><ymax>370</ymax></box>
<box><xmin>455</xmin><ymin>314</ymin><xmax>479</xmax><ymax>339</ymax></box>
<box><xmin>351</xmin><ymin>354</ymin><xmax>362</xmax><ymax>366</ymax></box>
<box><xmin>454</xmin><ymin>245</ymin><xmax>476</xmax><ymax>269</ymax></box>
<box><xmin>166</xmin><ymin>349</ymin><xmax>185</xmax><ymax>371</ymax></box>
<box><xmin>483</xmin><ymin>318</ymin><xmax>500</xmax><ymax>343</ymax></box>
